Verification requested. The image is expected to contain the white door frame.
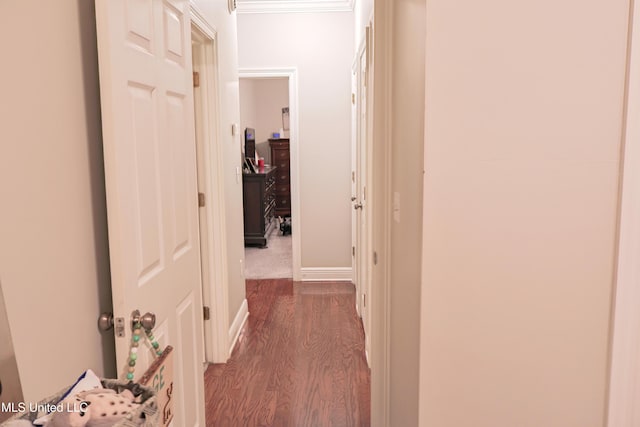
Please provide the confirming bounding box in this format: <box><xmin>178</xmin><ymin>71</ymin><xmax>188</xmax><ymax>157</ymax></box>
<box><xmin>370</xmin><ymin>1</ymin><xmax>392</xmax><ymax>425</ymax></box>
<box><xmin>238</xmin><ymin>68</ymin><xmax>302</xmax><ymax>281</ymax></box>
<box><xmin>607</xmin><ymin>0</ymin><xmax>640</xmax><ymax>424</ymax></box>
<box><xmin>190</xmin><ymin>5</ymin><xmax>230</xmax><ymax>364</ymax></box>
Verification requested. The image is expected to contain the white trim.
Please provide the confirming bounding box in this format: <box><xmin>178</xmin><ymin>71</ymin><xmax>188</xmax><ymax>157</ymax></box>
<box><xmin>370</xmin><ymin>0</ymin><xmax>392</xmax><ymax>425</ymax></box>
<box><xmin>190</xmin><ymin>8</ymin><xmax>230</xmax><ymax>365</ymax></box>
<box><xmin>300</xmin><ymin>267</ymin><xmax>353</xmax><ymax>282</ymax></box>
<box><xmin>607</xmin><ymin>1</ymin><xmax>640</xmax><ymax>425</ymax></box>
<box><xmin>238</xmin><ymin>68</ymin><xmax>302</xmax><ymax>281</ymax></box>
<box><xmin>190</xmin><ymin>4</ymin><xmax>217</xmax><ymax>39</ymax></box>
<box><xmin>237</xmin><ymin>0</ymin><xmax>354</xmax><ymax>14</ymax></box>
<box><xmin>228</xmin><ymin>299</ymin><xmax>249</xmax><ymax>356</ymax></box>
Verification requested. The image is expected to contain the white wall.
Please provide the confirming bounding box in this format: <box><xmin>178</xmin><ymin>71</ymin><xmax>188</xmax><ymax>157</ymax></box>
<box><xmin>239</xmin><ymin>78</ymin><xmax>258</xmax><ymax>157</ymax></box>
<box><xmin>239</xmin><ymin>78</ymin><xmax>289</xmax><ymax>164</ymax></box>
<box><xmin>0</xmin><ymin>0</ymin><xmax>115</xmax><ymax>400</ymax></box>
<box><xmin>237</xmin><ymin>12</ymin><xmax>354</xmax><ymax>269</ymax></box>
<box><xmin>419</xmin><ymin>0</ymin><xmax>629</xmax><ymax>426</ymax></box>
<box><xmin>192</xmin><ymin>0</ymin><xmax>246</xmax><ymax>326</ymax></box>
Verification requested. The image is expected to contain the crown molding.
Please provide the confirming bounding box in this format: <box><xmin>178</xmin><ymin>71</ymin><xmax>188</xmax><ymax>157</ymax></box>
<box><xmin>237</xmin><ymin>0</ymin><xmax>354</xmax><ymax>14</ymax></box>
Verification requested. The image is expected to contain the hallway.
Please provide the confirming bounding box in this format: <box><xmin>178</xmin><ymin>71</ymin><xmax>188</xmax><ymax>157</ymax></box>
<box><xmin>204</xmin><ymin>279</ymin><xmax>370</xmax><ymax>426</ymax></box>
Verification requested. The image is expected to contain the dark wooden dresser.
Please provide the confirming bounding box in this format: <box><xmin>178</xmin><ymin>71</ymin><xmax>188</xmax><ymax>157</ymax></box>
<box><xmin>242</xmin><ymin>166</ymin><xmax>277</xmax><ymax>246</ymax></box>
<box><xmin>269</xmin><ymin>138</ymin><xmax>291</xmax><ymax>217</ymax></box>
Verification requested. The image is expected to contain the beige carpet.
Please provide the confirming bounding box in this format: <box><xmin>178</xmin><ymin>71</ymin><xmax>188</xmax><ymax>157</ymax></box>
<box><xmin>244</xmin><ymin>225</ymin><xmax>292</xmax><ymax>279</ymax></box>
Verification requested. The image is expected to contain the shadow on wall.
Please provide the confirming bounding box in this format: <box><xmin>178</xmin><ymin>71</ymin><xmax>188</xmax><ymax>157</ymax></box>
<box><xmin>76</xmin><ymin>0</ymin><xmax>116</xmax><ymax>378</ymax></box>
<box><xmin>0</xmin><ymin>280</ymin><xmax>24</xmax><ymax>422</ymax></box>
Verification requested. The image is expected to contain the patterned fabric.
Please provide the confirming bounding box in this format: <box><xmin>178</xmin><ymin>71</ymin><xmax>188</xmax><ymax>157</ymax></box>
<box><xmin>2</xmin><ymin>380</ymin><xmax>158</xmax><ymax>427</ymax></box>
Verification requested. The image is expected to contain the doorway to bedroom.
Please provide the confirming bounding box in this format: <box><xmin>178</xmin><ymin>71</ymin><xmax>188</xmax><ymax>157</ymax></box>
<box><xmin>239</xmin><ymin>76</ymin><xmax>294</xmax><ymax>279</ymax></box>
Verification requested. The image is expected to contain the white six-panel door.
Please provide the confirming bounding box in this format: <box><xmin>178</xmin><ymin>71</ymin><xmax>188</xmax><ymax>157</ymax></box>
<box><xmin>351</xmin><ymin>66</ymin><xmax>360</xmax><ymax>314</ymax></box>
<box><xmin>95</xmin><ymin>0</ymin><xmax>206</xmax><ymax>425</ymax></box>
<box><xmin>352</xmin><ymin>32</ymin><xmax>372</xmax><ymax>360</ymax></box>
<box><xmin>357</xmin><ymin>42</ymin><xmax>371</xmax><ymax>354</ymax></box>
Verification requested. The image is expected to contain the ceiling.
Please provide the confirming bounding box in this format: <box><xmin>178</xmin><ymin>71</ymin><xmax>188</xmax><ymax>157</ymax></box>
<box><xmin>236</xmin><ymin>0</ymin><xmax>354</xmax><ymax>14</ymax></box>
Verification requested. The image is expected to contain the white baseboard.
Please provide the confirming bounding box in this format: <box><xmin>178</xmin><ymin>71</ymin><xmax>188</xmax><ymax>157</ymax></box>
<box><xmin>228</xmin><ymin>299</ymin><xmax>249</xmax><ymax>356</ymax></box>
<box><xmin>300</xmin><ymin>267</ymin><xmax>353</xmax><ymax>282</ymax></box>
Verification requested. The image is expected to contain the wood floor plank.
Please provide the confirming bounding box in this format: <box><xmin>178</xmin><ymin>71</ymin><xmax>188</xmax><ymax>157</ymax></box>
<box><xmin>205</xmin><ymin>279</ymin><xmax>371</xmax><ymax>426</ymax></box>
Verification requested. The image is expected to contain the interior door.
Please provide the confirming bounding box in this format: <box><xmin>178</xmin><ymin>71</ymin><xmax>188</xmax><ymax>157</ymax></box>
<box><xmin>351</xmin><ymin>67</ymin><xmax>359</xmax><ymax>315</ymax></box>
<box><xmin>357</xmin><ymin>43</ymin><xmax>369</xmax><ymax>339</ymax></box>
<box><xmin>95</xmin><ymin>1</ymin><xmax>206</xmax><ymax>426</ymax></box>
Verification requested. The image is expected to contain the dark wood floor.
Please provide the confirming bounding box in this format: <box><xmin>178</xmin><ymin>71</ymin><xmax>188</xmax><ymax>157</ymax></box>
<box><xmin>204</xmin><ymin>279</ymin><xmax>370</xmax><ymax>426</ymax></box>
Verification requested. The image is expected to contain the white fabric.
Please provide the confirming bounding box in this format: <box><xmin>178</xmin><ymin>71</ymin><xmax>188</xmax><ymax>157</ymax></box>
<box><xmin>33</xmin><ymin>369</ymin><xmax>102</xmax><ymax>426</ymax></box>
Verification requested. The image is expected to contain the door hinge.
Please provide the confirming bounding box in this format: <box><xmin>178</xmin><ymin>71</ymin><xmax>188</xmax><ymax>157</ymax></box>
<box><xmin>352</xmin><ymin>171</ymin><xmax>355</xmax><ymax>182</ymax></box>
<box><xmin>363</xmin><ymin>293</ymin><xmax>366</xmax><ymax>308</ymax></box>
<box><xmin>373</xmin><ymin>251</ymin><xmax>378</xmax><ymax>265</ymax></box>
<box><xmin>352</xmin><ymin>246</ymin><xmax>356</xmax><ymax>257</ymax></box>
<box><xmin>193</xmin><ymin>71</ymin><xmax>200</xmax><ymax>88</ymax></box>
<box><xmin>198</xmin><ymin>192</ymin><xmax>205</xmax><ymax>207</ymax></box>
<box><xmin>352</xmin><ymin>93</ymin><xmax>356</xmax><ymax>105</ymax></box>
<box><xmin>203</xmin><ymin>306</ymin><xmax>210</xmax><ymax>321</ymax></box>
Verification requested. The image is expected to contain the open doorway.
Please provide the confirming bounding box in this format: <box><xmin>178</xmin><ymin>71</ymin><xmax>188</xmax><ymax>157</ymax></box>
<box><xmin>238</xmin><ymin>73</ymin><xmax>300</xmax><ymax>280</ymax></box>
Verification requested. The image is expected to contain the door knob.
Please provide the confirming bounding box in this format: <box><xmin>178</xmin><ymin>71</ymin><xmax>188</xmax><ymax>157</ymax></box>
<box><xmin>98</xmin><ymin>312</ymin><xmax>114</xmax><ymax>332</ymax></box>
<box><xmin>354</xmin><ymin>203</ymin><xmax>363</xmax><ymax>210</ymax></box>
<box><xmin>131</xmin><ymin>310</ymin><xmax>156</xmax><ymax>331</ymax></box>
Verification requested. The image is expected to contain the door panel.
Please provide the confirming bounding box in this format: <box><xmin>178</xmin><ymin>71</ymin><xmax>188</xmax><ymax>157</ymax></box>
<box><xmin>167</xmin><ymin>92</ymin><xmax>193</xmax><ymax>258</ymax></box>
<box><xmin>125</xmin><ymin>0</ymin><xmax>154</xmax><ymax>52</ymax></box>
<box><xmin>176</xmin><ymin>292</ymin><xmax>200</xmax><ymax>427</ymax></box>
<box><xmin>163</xmin><ymin>2</ymin><xmax>185</xmax><ymax>66</ymax></box>
<box><xmin>95</xmin><ymin>0</ymin><xmax>205</xmax><ymax>425</ymax></box>
<box><xmin>129</xmin><ymin>84</ymin><xmax>164</xmax><ymax>285</ymax></box>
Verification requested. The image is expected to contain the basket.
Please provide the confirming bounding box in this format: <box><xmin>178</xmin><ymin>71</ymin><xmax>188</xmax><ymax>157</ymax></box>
<box><xmin>1</xmin><ymin>379</ymin><xmax>159</xmax><ymax>426</ymax></box>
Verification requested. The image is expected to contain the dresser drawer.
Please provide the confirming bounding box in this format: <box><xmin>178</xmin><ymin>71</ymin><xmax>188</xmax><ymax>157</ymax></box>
<box><xmin>275</xmin><ymin>160</ymin><xmax>290</xmax><ymax>170</ymax></box>
<box><xmin>276</xmin><ymin>196</ymin><xmax>290</xmax><ymax>207</ymax></box>
<box><xmin>275</xmin><ymin>185</ymin><xmax>290</xmax><ymax>196</ymax></box>
<box><xmin>276</xmin><ymin>174</ymin><xmax>291</xmax><ymax>187</ymax></box>
<box><xmin>273</xmin><ymin>149</ymin><xmax>289</xmax><ymax>161</ymax></box>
